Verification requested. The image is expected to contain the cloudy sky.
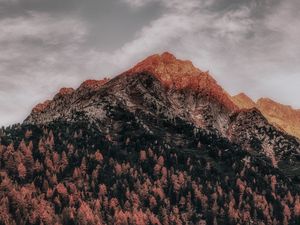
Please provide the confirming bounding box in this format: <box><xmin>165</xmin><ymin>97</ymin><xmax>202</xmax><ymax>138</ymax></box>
<box><xmin>0</xmin><ymin>0</ymin><xmax>300</xmax><ymax>126</ymax></box>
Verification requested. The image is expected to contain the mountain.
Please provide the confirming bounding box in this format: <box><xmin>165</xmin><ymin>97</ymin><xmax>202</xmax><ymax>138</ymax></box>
<box><xmin>25</xmin><ymin>52</ymin><xmax>300</xmax><ymax>170</ymax></box>
<box><xmin>25</xmin><ymin>52</ymin><xmax>237</xmax><ymax>136</ymax></box>
<box><xmin>1</xmin><ymin>52</ymin><xmax>300</xmax><ymax>224</ymax></box>
<box><xmin>231</xmin><ymin>93</ymin><xmax>256</xmax><ymax>109</ymax></box>
<box><xmin>232</xmin><ymin>93</ymin><xmax>300</xmax><ymax>139</ymax></box>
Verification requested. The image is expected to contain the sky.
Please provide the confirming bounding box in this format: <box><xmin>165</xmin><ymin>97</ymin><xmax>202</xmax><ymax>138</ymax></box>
<box><xmin>0</xmin><ymin>0</ymin><xmax>300</xmax><ymax>126</ymax></box>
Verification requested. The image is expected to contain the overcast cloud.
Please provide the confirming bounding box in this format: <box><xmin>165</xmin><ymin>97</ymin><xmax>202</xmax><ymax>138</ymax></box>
<box><xmin>0</xmin><ymin>0</ymin><xmax>300</xmax><ymax>126</ymax></box>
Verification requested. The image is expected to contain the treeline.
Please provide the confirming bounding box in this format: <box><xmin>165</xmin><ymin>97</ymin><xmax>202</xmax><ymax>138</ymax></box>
<box><xmin>0</xmin><ymin>122</ymin><xmax>300</xmax><ymax>224</ymax></box>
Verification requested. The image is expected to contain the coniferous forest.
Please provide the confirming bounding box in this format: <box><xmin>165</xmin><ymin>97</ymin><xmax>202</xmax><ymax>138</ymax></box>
<box><xmin>1</xmin><ymin>120</ymin><xmax>300</xmax><ymax>225</ymax></box>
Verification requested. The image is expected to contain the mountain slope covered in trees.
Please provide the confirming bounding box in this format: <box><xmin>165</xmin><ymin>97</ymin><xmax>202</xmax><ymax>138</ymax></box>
<box><xmin>1</xmin><ymin>53</ymin><xmax>300</xmax><ymax>225</ymax></box>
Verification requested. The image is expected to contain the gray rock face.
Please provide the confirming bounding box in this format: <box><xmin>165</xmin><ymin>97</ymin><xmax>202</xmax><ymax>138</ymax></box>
<box><xmin>229</xmin><ymin>109</ymin><xmax>299</xmax><ymax>157</ymax></box>
<box><xmin>228</xmin><ymin>108</ymin><xmax>300</xmax><ymax>180</ymax></box>
<box><xmin>25</xmin><ymin>72</ymin><xmax>234</xmax><ymax>136</ymax></box>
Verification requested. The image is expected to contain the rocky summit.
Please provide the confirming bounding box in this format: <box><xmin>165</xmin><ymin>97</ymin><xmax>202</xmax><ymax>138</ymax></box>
<box><xmin>1</xmin><ymin>53</ymin><xmax>300</xmax><ymax>225</ymax></box>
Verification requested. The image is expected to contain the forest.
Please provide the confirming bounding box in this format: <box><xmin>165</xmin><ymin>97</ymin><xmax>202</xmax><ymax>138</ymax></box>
<box><xmin>0</xmin><ymin>121</ymin><xmax>300</xmax><ymax>225</ymax></box>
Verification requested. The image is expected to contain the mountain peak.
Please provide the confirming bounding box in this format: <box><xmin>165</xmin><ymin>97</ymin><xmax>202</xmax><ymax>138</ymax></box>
<box><xmin>257</xmin><ymin>97</ymin><xmax>276</xmax><ymax>104</ymax></box>
<box><xmin>256</xmin><ymin>97</ymin><xmax>294</xmax><ymax>110</ymax></box>
<box><xmin>127</xmin><ymin>52</ymin><xmax>201</xmax><ymax>85</ymax></box>
<box><xmin>161</xmin><ymin>51</ymin><xmax>177</xmax><ymax>60</ymax></box>
<box><xmin>32</xmin><ymin>100</ymin><xmax>51</xmax><ymax>113</ymax></box>
<box><xmin>54</xmin><ymin>88</ymin><xmax>75</xmax><ymax>99</ymax></box>
<box><xmin>126</xmin><ymin>52</ymin><xmax>237</xmax><ymax>111</ymax></box>
<box><xmin>256</xmin><ymin>97</ymin><xmax>297</xmax><ymax>116</ymax></box>
<box><xmin>234</xmin><ymin>92</ymin><xmax>250</xmax><ymax>99</ymax></box>
<box><xmin>78</xmin><ymin>78</ymin><xmax>110</xmax><ymax>90</ymax></box>
<box><xmin>231</xmin><ymin>92</ymin><xmax>256</xmax><ymax>109</ymax></box>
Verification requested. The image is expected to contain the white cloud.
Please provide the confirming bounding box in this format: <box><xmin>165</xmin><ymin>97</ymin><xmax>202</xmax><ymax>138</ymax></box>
<box><xmin>0</xmin><ymin>12</ymin><xmax>97</xmax><ymax>126</ymax></box>
<box><xmin>122</xmin><ymin>0</ymin><xmax>213</xmax><ymax>11</ymax></box>
<box><xmin>99</xmin><ymin>0</ymin><xmax>255</xmax><ymax>74</ymax></box>
<box><xmin>0</xmin><ymin>12</ymin><xmax>86</xmax><ymax>44</ymax></box>
<box><xmin>0</xmin><ymin>0</ymin><xmax>18</xmax><ymax>3</ymax></box>
<box><xmin>121</xmin><ymin>0</ymin><xmax>154</xmax><ymax>8</ymax></box>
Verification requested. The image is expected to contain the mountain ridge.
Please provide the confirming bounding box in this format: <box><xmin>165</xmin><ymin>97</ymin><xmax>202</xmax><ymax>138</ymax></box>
<box><xmin>28</xmin><ymin>52</ymin><xmax>300</xmax><ymax>142</ymax></box>
<box><xmin>25</xmin><ymin>52</ymin><xmax>237</xmax><ymax>135</ymax></box>
<box><xmin>232</xmin><ymin>93</ymin><xmax>300</xmax><ymax>139</ymax></box>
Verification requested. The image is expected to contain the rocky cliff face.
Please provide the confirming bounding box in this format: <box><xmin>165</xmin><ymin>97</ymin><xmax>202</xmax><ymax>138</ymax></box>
<box><xmin>228</xmin><ymin>108</ymin><xmax>300</xmax><ymax>167</ymax></box>
<box><xmin>232</xmin><ymin>93</ymin><xmax>300</xmax><ymax>140</ymax></box>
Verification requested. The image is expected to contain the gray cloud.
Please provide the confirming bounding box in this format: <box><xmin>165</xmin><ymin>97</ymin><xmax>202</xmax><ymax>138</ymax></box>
<box><xmin>0</xmin><ymin>0</ymin><xmax>300</xmax><ymax>126</ymax></box>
